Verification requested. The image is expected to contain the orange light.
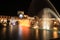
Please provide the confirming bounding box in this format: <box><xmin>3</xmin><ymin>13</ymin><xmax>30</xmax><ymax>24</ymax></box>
<box><xmin>19</xmin><ymin>19</ymin><xmax>30</xmax><ymax>27</ymax></box>
<box><xmin>54</xmin><ymin>21</ymin><xmax>57</xmax><ymax>24</ymax></box>
<box><xmin>53</xmin><ymin>27</ymin><xmax>58</xmax><ymax>30</ymax></box>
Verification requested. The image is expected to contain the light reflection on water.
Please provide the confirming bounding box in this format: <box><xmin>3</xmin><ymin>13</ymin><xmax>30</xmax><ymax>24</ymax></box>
<box><xmin>35</xmin><ymin>29</ymin><xmax>39</xmax><ymax>40</ymax></box>
<box><xmin>1</xmin><ymin>25</ymin><xmax>60</xmax><ymax>40</ymax></box>
<box><xmin>2</xmin><ymin>27</ymin><xmax>6</xmax><ymax>33</ymax></box>
<box><xmin>9</xmin><ymin>25</ymin><xmax>13</xmax><ymax>34</ymax></box>
<box><xmin>22</xmin><ymin>27</ymin><xmax>30</xmax><ymax>40</ymax></box>
<box><xmin>43</xmin><ymin>30</ymin><xmax>47</xmax><ymax>40</ymax></box>
<box><xmin>43</xmin><ymin>30</ymin><xmax>50</xmax><ymax>40</ymax></box>
<box><xmin>18</xmin><ymin>25</ymin><xmax>22</xmax><ymax>40</ymax></box>
<box><xmin>53</xmin><ymin>31</ymin><xmax>58</xmax><ymax>38</ymax></box>
<box><xmin>2</xmin><ymin>27</ymin><xmax>6</xmax><ymax>38</ymax></box>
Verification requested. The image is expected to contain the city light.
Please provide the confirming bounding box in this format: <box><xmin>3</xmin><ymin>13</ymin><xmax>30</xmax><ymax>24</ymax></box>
<box><xmin>54</xmin><ymin>21</ymin><xmax>57</xmax><ymax>24</ymax></box>
<box><xmin>19</xmin><ymin>19</ymin><xmax>30</xmax><ymax>27</ymax></box>
<box><xmin>19</xmin><ymin>14</ymin><xmax>23</xmax><ymax>18</ymax></box>
<box><xmin>42</xmin><ymin>19</ymin><xmax>50</xmax><ymax>30</ymax></box>
<box><xmin>53</xmin><ymin>27</ymin><xmax>58</xmax><ymax>31</ymax></box>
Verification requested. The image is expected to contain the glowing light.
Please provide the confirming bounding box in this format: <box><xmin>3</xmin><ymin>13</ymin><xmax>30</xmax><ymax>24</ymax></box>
<box><xmin>4</xmin><ymin>19</ymin><xmax>7</xmax><ymax>23</ymax></box>
<box><xmin>42</xmin><ymin>19</ymin><xmax>50</xmax><ymax>30</ymax></box>
<box><xmin>3</xmin><ymin>24</ymin><xmax>7</xmax><ymax>27</ymax></box>
<box><xmin>1</xmin><ymin>18</ymin><xmax>3</xmax><ymax>23</ymax></box>
<box><xmin>54</xmin><ymin>21</ymin><xmax>57</xmax><ymax>24</ymax></box>
<box><xmin>42</xmin><ymin>8</ymin><xmax>55</xmax><ymax>30</ymax></box>
<box><xmin>19</xmin><ymin>14</ymin><xmax>23</xmax><ymax>18</ymax></box>
<box><xmin>33</xmin><ymin>26</ymin><xmax>39</xmax><ymax>29</ymax></box>
<box><xmin>19</xmin><ymin>19</ymin><xmax>30</xmax><ymax>27</ymax></box>
<box><xmin>53</xmin><ymin>27</ymin><xmax>58</xmax><ymax>31</ymax></box>
<box><xmin>12</xmin><ymin>22</ymin><xmax>16</xmax><ymax>25</ymax></box>
<box><xmin>10</xmin><ymin>18</ymin><xmax>16</xmax><ymax>25</ymax></box>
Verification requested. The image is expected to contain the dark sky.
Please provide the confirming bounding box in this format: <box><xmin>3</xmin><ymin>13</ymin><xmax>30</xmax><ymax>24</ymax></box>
<box><xmin>50</xmin><ymin>0</ymin><xmax>60</xmax><ymax>14</ymax></box>
<box><xmin>0</xmin><ymin>0</ymin><xmax>31</xmax><ymax>16</ymax></box>
<box><xmin>0</xmin><ymin>0</ymin><xmax>60</xmax><ymax>16</ymax></box>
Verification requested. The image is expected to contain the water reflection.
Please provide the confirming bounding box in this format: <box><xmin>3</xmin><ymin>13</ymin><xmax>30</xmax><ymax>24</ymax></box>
<box><xmin>0</xmin><ymin>25</ymin><xmax>60</xmax><ymax>40</ymax></box>
<box><xmin>35</xmin><ymin>29</ymin><xmax>39</xmax><ymax>40</ymax></box>
<box><xmin>2</xmin><ymin>27</ymin><xmax>6</xmax><ymax>33</ymax></box>
<box><xmin>2</xmin><ymin>27</ymin><xmax>6</xmax><ymax>40</ymax></box>
<box><xmin>43</xmin><ymin>30</ymin><xmax>50</xmax><ymax>40</ymax></box>
<box><xmin>9</xmin><ymin>25</ymin><xmax>13</xmax><ymax>34</ymax></box>
<box><xmin>18</xmin><ymin>25</ymin><xmax>22</xmax><ymax>40</ymax></box>
<box><xmin>22</xmin><ymin>27</ymin><xmax>30</xmax><ymax>40</ymax></box>
<box><xmin>43</xmin><ymin>30</ymin><xmax>47</xmax><ymax>40</ymax></box>
<box><xmin>53</xmin><ymin>31</ymin><xmax>58</xmax><ymax>38</ymax></box>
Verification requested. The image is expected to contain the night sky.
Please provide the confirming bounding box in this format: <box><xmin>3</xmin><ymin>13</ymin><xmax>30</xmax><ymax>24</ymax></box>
<box><xmin>0</xmin><ymin>0</ymin><xmax>60</xmax><ymax>16</ymax></box>
<box><xmin>50</xmin><ymin>0</ymin><xmax>60</xmax><ymax>14</ymax></box>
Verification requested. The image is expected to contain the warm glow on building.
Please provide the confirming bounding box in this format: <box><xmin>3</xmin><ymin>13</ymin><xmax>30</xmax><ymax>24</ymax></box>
<box><xmin>53</xmin><ymin>27</ymin><xmax>58</xmax><ymax>31</ymax></box>
<box><xmin>19</xmin><ymin>19</ymin><xmax>30</xmax><ymax>27</ymax></box>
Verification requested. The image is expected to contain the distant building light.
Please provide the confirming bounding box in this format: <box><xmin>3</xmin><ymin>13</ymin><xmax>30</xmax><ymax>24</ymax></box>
<box><xmin>12</xmin><ymin>22</ymin><xmax>16</xmax><ymax>25</ymax></box>
<box><xmin>19</xmin><ymin>14</ymin><xmax>23</xmax><ymax>19</ymax></box>
<box><xmin>53</xmin><ymin>27</ymin><xmax>58</xmax><ymax>30</ymax></box>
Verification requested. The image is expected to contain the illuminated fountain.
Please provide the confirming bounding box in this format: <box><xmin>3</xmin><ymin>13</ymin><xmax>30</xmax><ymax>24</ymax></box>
<box><xmin>41</xmin><ymin>8</ymin><xmax>59</xmax><ymax>30</ymax></box>
<box><xmin>29</xmin><ymin>0</ymin><xmax>60</xmax><ymax>30</ymax></box>
<box><xmin>42</xmin><ymin>8</ymin><xmax>51</xmax><ymax>29</ymax></box>
<box><xmin>32</xmin><ymin>8</ymin><xmax>60</xmax><ymax>30</ymax></box>
<box><xmin>27</xmin><ymin>0</ymin><xmax>60</xmax><ymax>40</ymax></box>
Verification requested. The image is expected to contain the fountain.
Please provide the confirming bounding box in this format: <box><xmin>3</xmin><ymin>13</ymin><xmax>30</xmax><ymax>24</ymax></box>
<box><xmin>27</xmin><ymin>0</ymin><xmax>60</xmax><ymax>40</ymax></box>
<box><xmin>39</xmin><ymin>8</ymin><xmax>60</xmax><ymax>30</ymax></box>
<box><xmin>29</xmin><ymin>0</ymin><xmax>60</xmax><ymax>30</ymax></box>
